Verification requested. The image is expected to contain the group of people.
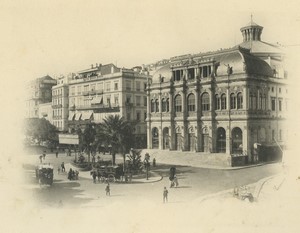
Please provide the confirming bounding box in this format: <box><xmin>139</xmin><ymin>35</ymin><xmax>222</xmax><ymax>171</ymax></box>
<box><xmin>68</xmin><ymin>168</ymin><xmax>79</xmax><ymax>180</ymax></box>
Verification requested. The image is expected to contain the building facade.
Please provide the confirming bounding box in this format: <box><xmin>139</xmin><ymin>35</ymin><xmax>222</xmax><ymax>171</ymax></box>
<box><xmin>52</xmin><ymin>75</ymin><xmax>70</xmax><ymax>132</ymax></box>
<box><xmin>68</xmin><ymin>63</ymin><xmax>150</xmax><ymax>148</ymax></box>
<box><xmin>146</xmin><ymin>21</ymin><xmax>288</xmax><ymax>161</ymax></box>
<box><xmin>25</xmin><ymin>75</ymin><xmax>57</xmax><ymax>118</ymax></box>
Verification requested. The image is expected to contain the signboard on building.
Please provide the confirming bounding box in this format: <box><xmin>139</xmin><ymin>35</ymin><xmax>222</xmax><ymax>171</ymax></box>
<box><xmin>59</xmin><ymin>134</ymin><xmax>79</xmax><ymax>145</ymax></box>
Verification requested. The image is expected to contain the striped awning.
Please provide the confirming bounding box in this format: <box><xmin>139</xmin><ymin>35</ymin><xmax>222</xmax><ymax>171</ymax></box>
<box><xmin>68</xmin><ymin>113</ymin><xmax>75</xmax><ymax>121</ymax></box>
<box><xmin>74</xmin><ymin>113</ymin><xmax>82</xmax><ymax>121</ymax></box>
<box><xmin>91</xmin><ymin>96</ymin><xmax>103</xmax><ymax>104</ymax></box>
<box><xmin>81</xmin><ymin>112</ymin><xmax>93</xmax><ymax>120</ymax></box>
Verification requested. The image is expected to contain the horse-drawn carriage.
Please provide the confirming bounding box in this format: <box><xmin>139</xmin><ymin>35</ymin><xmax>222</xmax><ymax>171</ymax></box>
<box><xmin>92</xmin><ymin>165</ymin><xmax>123</xmax><ymax>183</ymax></box>
<box><xmin>35</xmin><ymin>164</ymin><xmax>54</xmax><ymax>186</ymax></box>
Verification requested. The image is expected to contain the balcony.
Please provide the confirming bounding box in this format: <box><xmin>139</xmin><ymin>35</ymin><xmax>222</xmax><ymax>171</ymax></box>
<box><xmin>52</xmin><ymin>104</ymin><xmax>62</xmax><ymax>109</ymax></box>
<box><xmin>125</xmin><ymin>102</ymin><xmax>134</xmax><ymax>109</ymax></box>
<box><xmin>75</xmin><ymin>104</ymin><xmax>120</xmax><ymax>113</ymax></box>
<box><xmin>82</xmin><ymin>91</ymin><xmax>89</xmax><ymax>96</ymax></box>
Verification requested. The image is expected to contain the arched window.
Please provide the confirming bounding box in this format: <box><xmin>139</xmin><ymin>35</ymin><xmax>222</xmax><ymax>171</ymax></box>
<box><xmin>175</xmin><ymin>95</ymin><xmax>182</xmax><ymax>112</ymax></box>
<box><xmin>230</xmin><ymin>93</ymin><xmax>236</xmax><ymax>109</ymax></box>
<box><xmin>151</xmin><ymin>99</ymin><xmax>155</xmax><ymax>112</ymax></box>
<box><xmin>215</xmin><ymin>94</ymin><xmax>220</xmax><ymax>110</ymax></box>
<box><xmin>166</xmin><ymin>98</ymin><xmax>170</xmax><ymax>112</ymax></box>
<box><xmin>187</xmin><ymin>93</ymin><xmax>195</xmax><ymax>112</ymax></box>
<box><xmin>261</xmin><ymin>94</ymin><xmax>266</xmax><ymax>110</ymax></box>
<box><xmin>221</xmin><ymin>94</ymin><xmax>226</xmax><ymax>110</ymax></box>
<box><xmin>155</xmin><ymin>99</ymin><xmax>159</xmax><ymax>112</ymax></box>
<box><xmin>161</xmin><ymin>98</ymin><xmax>166</xmax><ymax>112</ymax></box>
<box><xmin>237</xmin><ymin>92</ymin><xmax>243</xmax><ymax>109</ymax></box>
<box><xmin>201</xmin><ymin>92</ymin><xmax>210</xmax><ymax>111</ymax></box>
<box><xmin>258</xmin><ymin>93</ymin><xmax>262</xmax><ymax>109</ymax></box>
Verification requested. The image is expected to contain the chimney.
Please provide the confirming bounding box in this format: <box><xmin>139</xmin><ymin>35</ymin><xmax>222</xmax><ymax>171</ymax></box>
<box><xmin>91</xmin><ymin>64</ymin><xmax>94</xmax><ymax>69</ymax></box>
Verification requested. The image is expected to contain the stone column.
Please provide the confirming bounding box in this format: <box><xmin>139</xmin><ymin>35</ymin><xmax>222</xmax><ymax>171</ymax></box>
<box><xmin>243</xmin><ymin>86</ymin><xmax>248</xmax><ymax>110</ymax></box>
<box><xmin>146</xmin><ymin>87</ymin><xmax>152</xmax><ymax>149</ymax></box>
<box><xmin>226</xmin><ymin>126</ymin><xmax>231</xmax><ymax>155</ymax></box>
<box><xmin>182</xmin><ymin>72</ymin><xmax>188</xmax><ymax>151</ymax></box>
<box><xmin>158</xmin><ymin>88</ymin><xmax>164</xmax><ymax>149</ymax></box>
<box><xmin>169</xmin><ymin>89</ymin><xmax>175</xmax><ymax>150</ymax></box>
<box><xmin>196</xmin><ymin>84</ymin><xmax>202</xmax><ymax>152</ymax></box>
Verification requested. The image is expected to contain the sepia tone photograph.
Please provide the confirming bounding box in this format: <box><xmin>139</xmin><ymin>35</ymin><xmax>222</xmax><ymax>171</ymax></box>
<box><xmin>1</xmin><ymin>1</ymin><xmax>300</xmax><ymax>233</ymax></box>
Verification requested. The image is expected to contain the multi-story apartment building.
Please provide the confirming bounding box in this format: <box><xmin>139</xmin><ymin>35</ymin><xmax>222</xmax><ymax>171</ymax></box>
<box><xmin>25</xmin><ymin>75</ymin><xmax>57</xmax><ymax>118</ymax></box>
<box><xmin>68</xmin><ymin>63</ymin><xmax>150</xmax><ymax>148</ymax></box>
<box><xmin>52</xmin><ymin>75</ymin><xmax>71</xmax><ymax>132</ymax></box>
<box><xmin>146</xmin><ymin>20</ymin><xmax>288</xmax><ymax>162</ymax></box>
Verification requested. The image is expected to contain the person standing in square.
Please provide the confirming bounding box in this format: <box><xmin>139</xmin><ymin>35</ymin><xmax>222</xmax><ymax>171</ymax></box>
<box><xmin>163</xmin><ymin>187</ymin><xmax>168</xmax><ymax>203</ymax></box>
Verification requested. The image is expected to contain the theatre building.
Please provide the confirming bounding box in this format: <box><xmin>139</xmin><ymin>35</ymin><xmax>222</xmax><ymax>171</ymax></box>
<box><xmin>146</xmin><ymin>21</ymin><xmax>288</xmax><ymax>163</ymax></box>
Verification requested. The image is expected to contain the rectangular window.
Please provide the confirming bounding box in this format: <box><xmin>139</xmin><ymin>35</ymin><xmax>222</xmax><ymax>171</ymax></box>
<box><xmin>279</xmin><ymin>88</ymin><xmax>281</xmax><ymax>93</ymax></box>
<box><xmin>203</xmin><ymin>66</ymin><xmax>208</xmax><ymax>78</ymax></box>
<box><xmin>279</xmin><ymin>100</ymin><xmax>282</xmax><ymax>111</ymax></box>
<box><xmin>136</xmin><ymin>96</ymin><xmax>141</xmax><ymax>106</ymax></box>
<box><xmin>97</xmin><ymin>83</ymin><xmax>103</xmax><ymax>91</ymax></box>
<box><xmin>91</xmin><ymin>84</ymin><xmax>96</xmax><ymax>91</ymax></box>
<box><xmin>136</xmin><ymin>111</ymin><xmax>141</xmax><ymax>121</ymax></box>
<box><xmin>136</xmin><ymin>81</ymin><xmax>141</xmax><ymax>91</ymax></box>
<box><xmin>126</xmin><ymin>81</ymin><xmax>131</xmax><ymax>91</ymax></box>
<box><xmin>271</xmin><ymin>98</ymin><xmax>276</xmax><ymax>111</ymax></box>
<box><xmin>84</xmin><ymin>85</ymin><xmax>89</xmax><ymax>92</ymax></box>
<box><xmin>71</xmin><ymin>86</ymin><xmax>75</xmax><ymax>95</ymax></box>
<box><xmin>114</xmin><ymin>94</ymin><xmax>119</xmax><ymax>106</ymax></box>
<box><xmin>126</xmin><ymin>95</ymin><xmax>131</xmax><ymax>103</ymax></box>
<box><xmin>114</xmin><ymin>82</ymin><xmax>118</xmax><ymax>91</ymax></box>
<box><xmin>105</xmin><ymin>82</ymin><xmax>111</xmax><ymax>91</ymax></box>
<box><xmin>144</xmin><ymin>83</ymin><xmax>147</xmax><ymax>91</ymax></box>
<box><xmin>77</xmin><ymin>86</ymin><xmax>81</xmax><ymax>94</ymax></box>
<box><xmin>144</xmin><ymin>97</ymin><xmax>147</xmax><ymax>106</ymax></box>
<box><xmin>144</xmin><ymin>112</ymin><xmax>147</xmax><ymax>121</ymax></box>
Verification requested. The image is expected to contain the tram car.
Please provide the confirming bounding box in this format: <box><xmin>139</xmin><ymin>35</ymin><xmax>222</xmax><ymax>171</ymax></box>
<box><xmin>35</xmin><ymin>164</ymin><xmax>54</xmax><ymax>185</ymax></box>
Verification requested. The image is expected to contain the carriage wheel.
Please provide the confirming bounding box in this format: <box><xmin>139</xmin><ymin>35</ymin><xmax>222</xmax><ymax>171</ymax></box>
<box><xmin>108</xmin><ymin>174</ymin><xmax>115</xmax><ymax>183</ymax></box>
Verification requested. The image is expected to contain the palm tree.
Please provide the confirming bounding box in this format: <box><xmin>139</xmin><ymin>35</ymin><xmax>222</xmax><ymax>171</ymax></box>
<box><xmin>81</xmin><ymin>123</ymin><xmax>96</xmax><ymax>163</ymax></box>
<box><xmin>96</xmin><ymin>115</ymin><xmax>135</xmax><ymax>165</ymax></box>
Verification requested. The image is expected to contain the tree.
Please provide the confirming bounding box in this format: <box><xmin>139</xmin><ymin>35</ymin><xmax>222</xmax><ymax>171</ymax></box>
<box><xmin>23</xmin><ymin>118</ymin><xmax>58</xmax><ymax>144</ymax></box>
<box><xmin>81</xmin><ymin>123</ymin><xmax>96</xmax><ymax>163</ymax></box>
<box><xmin>96</xmin><ymin>115</ymin><xmax>135</xmax><ymax>165</ymax></box>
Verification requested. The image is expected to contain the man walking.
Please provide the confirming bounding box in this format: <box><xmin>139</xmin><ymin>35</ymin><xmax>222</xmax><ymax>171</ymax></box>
<box><xmin>105</xmin><ymin>184</ymin><xmax>110</xmax><ymax>196</ymax></box>
<box><xmin>163</xmin><ymin>187</ymin><xmax>168</xmax><ymax>203</ymax></box>
<box><xmin>61</xmin><ymin>162</ymin><xmax>65</xmax><ymax>173</ymax></box>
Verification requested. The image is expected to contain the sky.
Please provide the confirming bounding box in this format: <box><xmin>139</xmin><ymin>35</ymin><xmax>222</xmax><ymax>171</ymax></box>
<box><xmin>0</xmin><ymin>0</ymin><xmax>300</xmax><ymax>153</ymax></box>
<box><xmin>1</xmin><ymin>0</ymin><xmax>300</xmax><ymax>81</ymax></box>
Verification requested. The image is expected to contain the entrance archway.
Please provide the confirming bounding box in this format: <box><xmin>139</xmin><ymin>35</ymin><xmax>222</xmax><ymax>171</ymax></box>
<box><xmin>232</xmin><ymin>127</ymin><xmax>243</xmax><ymax>154</ymax></box>
<box><xmin>152</xmin><ymin>127</ymin><xmax>159</xmax><ymax>149</ymax></box>
<box><xmin>163</xmin><ymin>127</ymin><xmax>169</xmax><ymax>150</ymax></box>
<box><xmin>216</xmin><ymin>127</ymin><xmax>226</xmax><ymax>153</ymax></box>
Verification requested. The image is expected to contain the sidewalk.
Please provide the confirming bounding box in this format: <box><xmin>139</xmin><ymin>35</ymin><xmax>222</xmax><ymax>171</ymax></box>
<box><xmin>140</xmin><ymin>149</ymin><xmax>275</xmax><ymax>170</ymax></box>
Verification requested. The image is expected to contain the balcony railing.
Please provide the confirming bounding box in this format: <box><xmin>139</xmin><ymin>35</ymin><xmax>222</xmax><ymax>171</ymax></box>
<box><xmin>52</xmin><ymin>104</ymin><xmax>62</xmax><ymax>109</ymax></box>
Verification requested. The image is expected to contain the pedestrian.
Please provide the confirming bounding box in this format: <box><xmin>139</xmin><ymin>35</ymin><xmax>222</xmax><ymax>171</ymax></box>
<box><xmin>105</xmin><ymin>184</ymin><xmax>110</xmax><ymax>196</ymax></box>
<box><xmin>153</xmin><ymin>158</ymin><xmax>156</xmax><ymax>167</ymax></box>
<box><xmin>43</xmin><ymin>151</ymin><xmax>46</xmax><ymax>160</ymax></box>
<box><xmin>56</xmin><ymin>151</ymin><xmax>58</xmax><ymax>158</ymax></box>
<box><xmin>92</xmin><ymin>171</ymin><xmax>97</xmax><ymax>183</ymax></box>
<box><xmin>75</xmin><ymin>170</ymin><xmax>79</xmax><ymax>180</ymax></box>
<box><xmin>68</xmin><ymin>168</ymin><xmax>73</xmax><ymax>180</ymax></box>
<box><xmin>39</xmin><ymin>155</ymin><xmax>43</xmax><ymax>163</ymax></box>
<box><xmin>61</xmin><ymin>162</ymin><xmax>65</xmax><ymax>173</ymax></box>
<box><xmin>163</xmin><ymin>187</ymin><xmax>168</xmax><ymax>203</ymax></box>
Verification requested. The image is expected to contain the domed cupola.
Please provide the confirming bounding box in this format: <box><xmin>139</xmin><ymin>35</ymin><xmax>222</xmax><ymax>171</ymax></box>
<box><xmin>240</xmin><ymin>17</ymin><xmax>263</xmax><ymax>42</ymax></box>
